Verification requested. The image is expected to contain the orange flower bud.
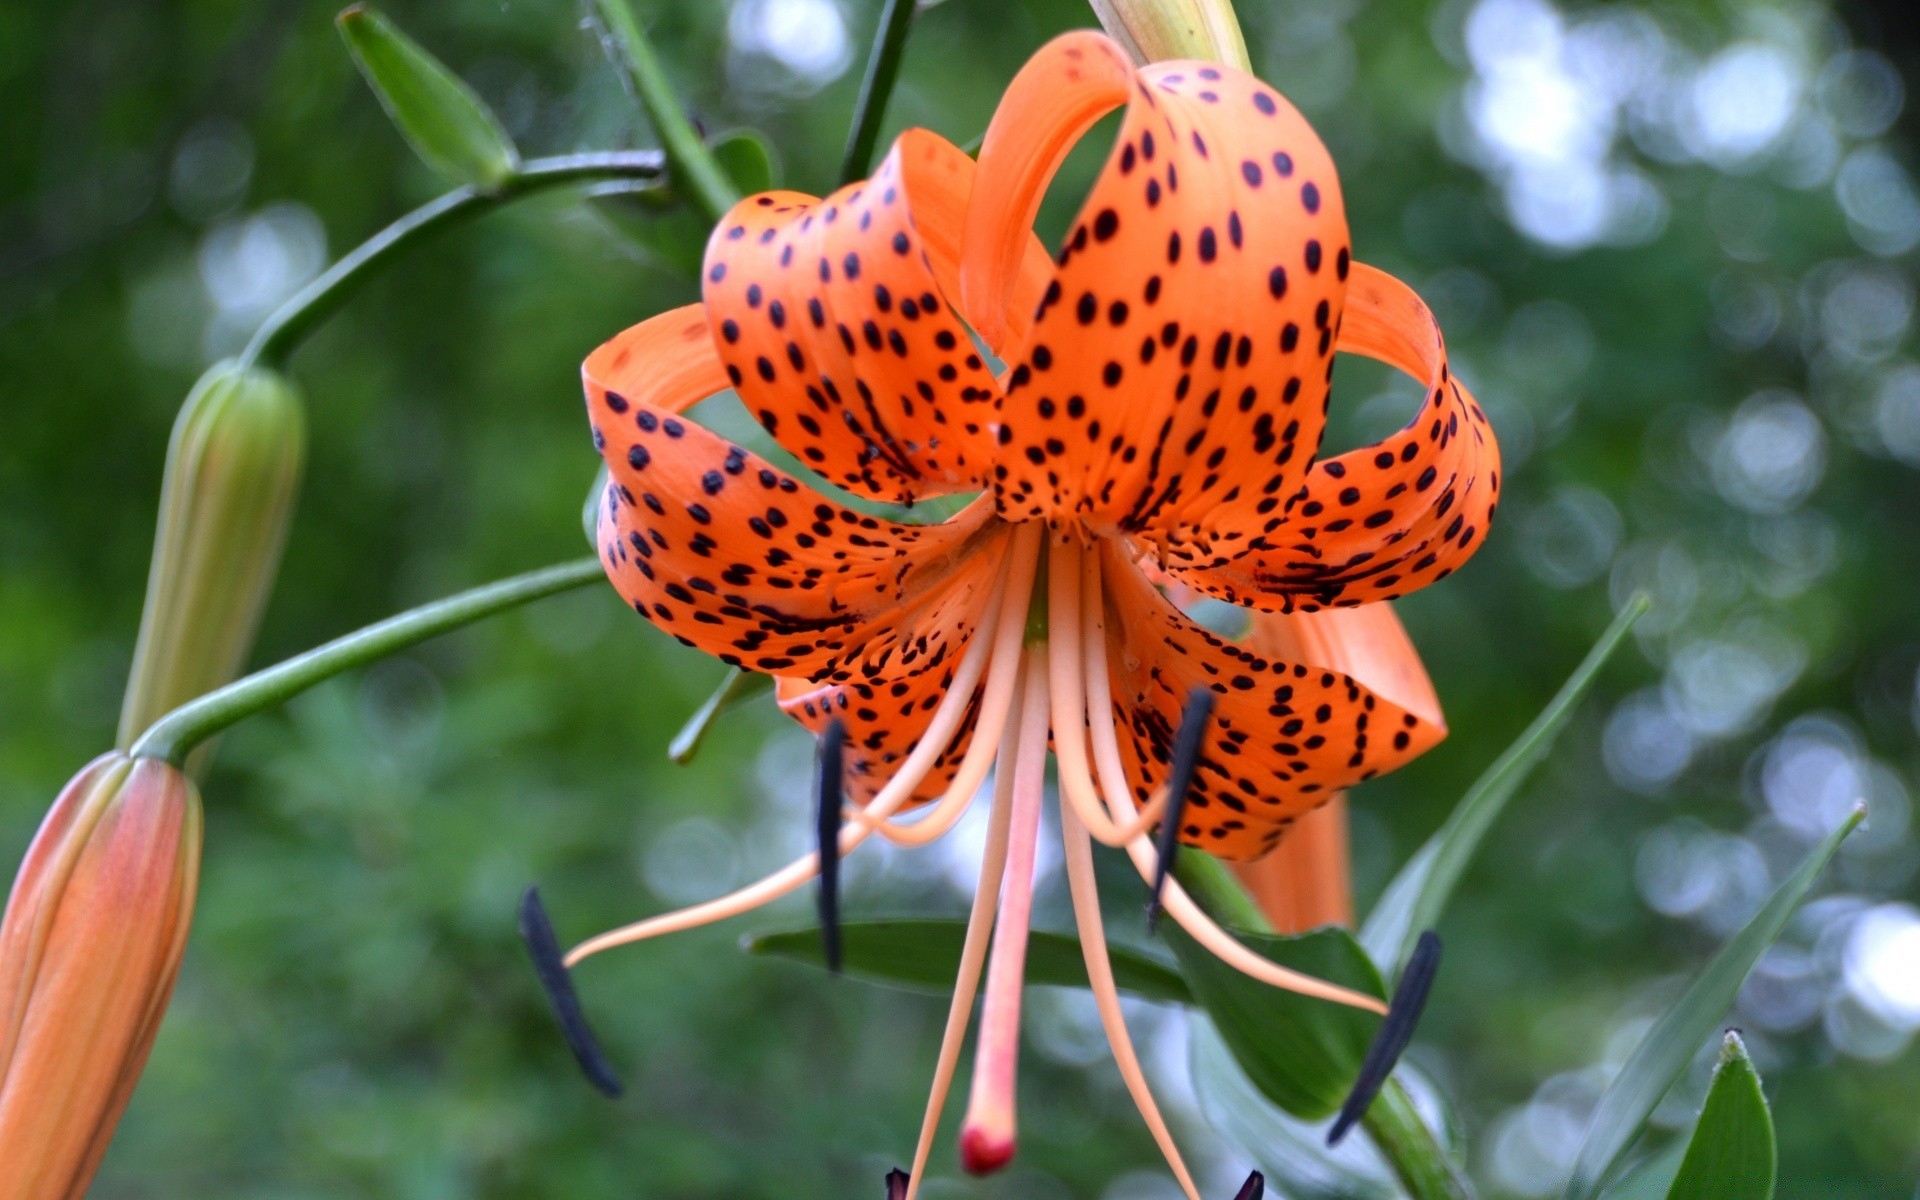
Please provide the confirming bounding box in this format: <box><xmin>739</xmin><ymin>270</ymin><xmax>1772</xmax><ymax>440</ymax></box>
<box><xmin>0</xmin><ymin>753</ymin><xmax>201</xmax><ymax>1200</ymax></box>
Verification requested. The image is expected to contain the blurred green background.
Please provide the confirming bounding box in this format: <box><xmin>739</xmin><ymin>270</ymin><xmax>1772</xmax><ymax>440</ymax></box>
<box><xmin>4</xmin><ymin>0</ymin><xmax>1919</xmax><ymax>1196</ymax></box>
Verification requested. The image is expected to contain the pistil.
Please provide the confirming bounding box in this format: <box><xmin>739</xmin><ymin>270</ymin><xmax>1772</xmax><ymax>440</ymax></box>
<box><xmin>957</xmin><ymin>653</ymin><xmax>1051</xmax><ymax>1174</ymax></box>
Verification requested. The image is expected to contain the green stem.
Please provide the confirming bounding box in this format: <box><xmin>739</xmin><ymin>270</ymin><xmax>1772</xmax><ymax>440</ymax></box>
<box><xmin>593</xmin><ymin>0</ymin><xmax>740</xmax><ymax>225</ymax></box>
<box><xmin>1172</xmin><ymin>853</ymin><xmax>1271</xmax><ymax>932</ymax></box>
<box><xmin>1362</xmin><ymin>1079</ymin><xmax>1473</xmax><ymax>1200</ymax></box>
<box><xmin>130</xmin><ymin>557</ymin><xmax>604</xmax><ymax>766</ymax></box>
<box><xmin>838</xmin><ymin>0</ymin><xmax>919</xmax><ymax>184</ymax></box>
<box><xmin>1171</xmin><ymin>856</ymin><xmax>1475</xmax><ymax>1200</ymax></box>
<box><xmin>243</xmin><ymin>153</ymin><xmax>663</xmax><ymax>368</ymax></box>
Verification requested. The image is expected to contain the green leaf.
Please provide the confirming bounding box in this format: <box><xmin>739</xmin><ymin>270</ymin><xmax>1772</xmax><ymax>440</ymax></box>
<box><xmin>1189</xmin><ymin>1019</ymin><xmax>1403</xmax><ymax>1200</ymax></box>
<box><xmin>337</xmin><ymin>5</ymin><xmax>520</xmax><ymax>189</ymax></box>
<box><xmin>711</xmin><ymin>129</ymin><xmax>779</xmax><ymax>194</ymax></box>
<box><xmin>743</xmin><ymin>919</ymin><xmax>1193</xmax><ymax>1005</ymax></box>
<box><xmin>1164</xmin><ymin>924</ymin><xmax>1384</xmax><ymax>1120</ymax></box>
<box><xmin>1665</xmin><ymin>1033</ymin><xmax>1776</xmax><ymax>1200</ymax></box>
<box><xmin>669</xmin><ymin>666</ymin><xmax>775</xmax><ymax>764</ymax></box>
<box><xmin>839</xmin><ymin>0</ymin><xmax>920</xmax><ymax>184</ymax></box>
<box><xmin>1564</xmin><ymin>807</ymin><xmax>1861</xmax><ymax>1200</ymax></box>
<box><xmin>1361</xmin><ymin>594</ymin><xmax>1649</xmax><ymax>975</ymax></box>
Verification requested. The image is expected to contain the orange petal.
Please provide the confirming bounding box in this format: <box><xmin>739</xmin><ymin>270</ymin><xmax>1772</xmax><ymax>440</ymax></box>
<box><xmin>964</xmin><ymin>33</ymin><xmax>1349</xmax><ymax>531</ymax></box>
<box><xmin>1243</xmin><ymin>601</ymin><xmax>1445</xmax><ymax>740</ymax></box>
<box><xmin>773</xmin><ymin>527</ymin><xmax>1009</xmax><ymax>812</ymax></box>
<box><xmin>586</xmin><ymin>306</ymin><xmax>1004</xmax><ymax>683</ymax></box>
<box><xmin>1094</xmin><ymin>546</ymin><xmax>1435</xmax><ymax>861</ymax></box>
<box><xmin>698</xmin><ymin>132</ymin><xmax>1033</xmax><ymax>505</ymax></box>
<box><xmin>1164</xmin><ymin>262</ymin><xmax>1501</xmax><ymax>610</ymax></box>
<box><xmin>1229</xmin><ymin>796</ymin><xmax>1352</xmax><ymax>933</ymax></box>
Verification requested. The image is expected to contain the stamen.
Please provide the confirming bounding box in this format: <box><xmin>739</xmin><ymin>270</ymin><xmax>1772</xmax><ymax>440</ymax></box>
<box><xmin>1327</xmin><ymin>931</ymin><xmax>1443</xmax><ymax>1146</ymax></box>
<box><xmin>904</xmin><ymin>693</ymin><xmax>1023</xmax><ymax>1200</ymax></box>
<box><xmin>816</xmin><ymin>718</ymin><xmax>846</xmax><ymax>973</ymax></box>
<box><xmin>562</xmin><ymin>530</ymin><xmax>1042</xmax><ymax>967</ymax></box>
<box><xmin>1077</xmin><ymin>550</ymin><xmax>1384</xmax><ymax>1015</ymax></box>
<box><xmin>885</xmin><ymin>1169</ymin><xmax>910</xmax><ymax>1200</ymax></box>
<box><xmin>1232</xmin><ymin>1171</ymin><xmax>1265</xmax><ymax>1200</ymax></box>
<box><xmin>1049</xmin><ymin>535</ymin><xmax>1166</xmax><ymax>847</ymax></box>
<box><xmin>1060</xmin><ymin>797</ymin><xmax>1201</xmax><ymax>1200</ymax></box>
<box><xmin>958</xmin><ymin>656</ymin><xmax>1051</xmax><ymax>1175</ymax></box>
<box><xmin>1147</xmin><ymin>686</ymin><xmax>1214</xmax><ymax>930</ymax></box>
<box><xmin>873</xmin><ymin>524</ymin><xmax>1042</xmax><ymax>849</ymax></box>
<box><xmin>517</xmin><ymin>886</ymin><xmax>623</xmax><ymax>1097</ymax></box>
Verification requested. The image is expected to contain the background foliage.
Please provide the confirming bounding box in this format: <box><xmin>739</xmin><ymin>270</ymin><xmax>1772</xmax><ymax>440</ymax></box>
<box><xmin>3</xmin><ymin>0</ymin><xmax>1918</xmax><ymax>1196</ymax></box>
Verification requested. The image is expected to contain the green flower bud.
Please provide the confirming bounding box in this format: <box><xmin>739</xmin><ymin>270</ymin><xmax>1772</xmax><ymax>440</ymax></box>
<box><xmin>116</xmin><ymin>361</ymin><xmax>305</xmax><ymax>770</ymax></box>
<box><xmin>1087</xmin><ymin>0</ymin><xmax>1249</xmax><ymax>68</ymax></box>
<box><xmin>337</xmin><ymin>3</ymin><xmax>522</xmax><ymax>191</ymax></box>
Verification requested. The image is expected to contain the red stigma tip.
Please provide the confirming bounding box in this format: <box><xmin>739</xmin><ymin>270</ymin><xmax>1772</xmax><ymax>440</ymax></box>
<box><xmin>959</xmin><ymin>1125</ymin><xmax>1015</xmax><ymax>1175</ymax></box>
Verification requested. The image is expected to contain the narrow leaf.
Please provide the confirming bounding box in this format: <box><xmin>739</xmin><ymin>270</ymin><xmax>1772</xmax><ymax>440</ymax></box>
<box><xmin>668</xmin><ymin>667</ymin><xmax>775</xmax><ymax>764</ymax></box>
<box><xmin>712</xmin><ymin>129</ymin><xmax>779</xmax><ymax>194</ymax></box>
<box><xmin>1164</xmin><ymin>924</ymin><xmax>1384</xmax><ymax>1120</ymax></box>
<box><xmin>1564</xmin><ymin>807</ymin><xmax>1862</xmax><ymax>1200</ymax></box>
<box><xmin>1361</xmin><ymin>594</ymin><xmax>1649</xmax><ymax>973</ymax></box>
<box><xmin>337</xmin><ymin>5</ymin><xmax>520</xmax><ymax>189</ymax></box>
<box><xmin>1665</xmin><ymin>1033</ymin><xmax>1775</xmax><ymax>1200</ymax></box>
<box><xmin>743</xmin><ymin>919</ymin><xmax>1192</xmax><ymax>1005</ymax></box>
<box><xmin>839</xmin><ymin>0</ymin><xmax>920</xmax><ymax>184</ymax></box>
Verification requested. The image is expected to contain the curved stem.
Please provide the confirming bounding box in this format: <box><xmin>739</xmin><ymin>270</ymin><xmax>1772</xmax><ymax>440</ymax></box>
<box><xmin>839</xmin><ymin>0</ymin><xmax>920</xmax><ymax>184</ymax></box>
<box><xmin>592</xmin><ymin>0</ymin><xmax>740</xmax><ymax>225</ymax></box>
<box><xmin>130</xmin><ymin>557</ymin><xmax>604</xmax><ymax>765</ymax></box>
<box><xmin>242</xmin><ymin>153</ymin><xmax>663</xmax><ymax>368</ymax></box>
<box><xmin>1363</xmin><ymin>1078</ymin><xmax>1473</xmax><ymax>1200</ymax></box>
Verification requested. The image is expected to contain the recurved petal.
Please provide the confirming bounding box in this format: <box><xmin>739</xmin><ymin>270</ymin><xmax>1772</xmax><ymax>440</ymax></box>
<box><xmin>699</xmin><ymin>131</ymin><xmax>1046</xmax><ymax>505</ymax></box>
<box><xmin>586</xmin><ymin>306</ymin><xmax>1005</xmax><ymax>684</ymax></box>
<box><xmin>1094</xmin><ymin>545</ymin><xmax>1433</xmax><ymax>861</ymax></box>
<box><xmin>776</xmin><ymin>650</ymin><xmax>985</xmax><ymax>812</ymax></box>
<box><xmin>1162</xmin><ymin>263</ymin><xmax>1501</xmax><ymax>611</ymax></box>
<box><xmin>962</xmin><ymin>32</ymin><xmax>1349</xmax><ymax>530</ymax></box>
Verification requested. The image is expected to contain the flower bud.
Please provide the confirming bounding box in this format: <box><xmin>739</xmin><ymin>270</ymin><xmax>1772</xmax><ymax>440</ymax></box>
<box><xmin>0</xmin><ymin>753</ymin><xmax>202</xmax><ymax>1200</ymax></box>
<box><xmin>1087</xmin><ymin>0</ymin><xmax>1249</xmax><ymax>68</ymax></box>
<box><xmin>337</xmin><ymin>3</ymin><xmax>521</xmax><ymax>190</ymax></box>
<box><xmin>117</xmin><ymin>360</ymin><xmax>305</xmax><ymax>768</ymax></box>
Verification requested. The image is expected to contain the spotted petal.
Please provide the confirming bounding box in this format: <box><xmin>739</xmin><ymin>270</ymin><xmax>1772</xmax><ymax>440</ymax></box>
<box><xmin>776</xmin><ymin>656</ymin><xmax>985</xmax><ymax>812</ymax></box>
<box><xmin>1163</xmin><ymin>263</ymin><xmax>1501</xmax><ymax>611</ymax></box>
<box><xmin>963</xmin><ymin>31</ymin><xmax>1350</xmax><ymax>534</ymax></box>
<box><xmin>700</xmin><ymin>130</ymin><xmax>1050</xmax><ymax>505</ymax></box>
<box><xmin>585</xmin><ymin>305</ymin><xmax>1005</xmax><ymax>684</ymax></box>
<box><xmin>1095</xmin><ymin>544</ymin><xmax>1436</xmax><ymax>861</ymax></box>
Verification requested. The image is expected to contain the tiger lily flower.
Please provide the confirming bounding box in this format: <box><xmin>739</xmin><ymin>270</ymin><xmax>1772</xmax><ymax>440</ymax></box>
<box><xmin>563</xmin><ymin>29</ymin><xmax>1496</xmax><ymax>1198</ymax></box>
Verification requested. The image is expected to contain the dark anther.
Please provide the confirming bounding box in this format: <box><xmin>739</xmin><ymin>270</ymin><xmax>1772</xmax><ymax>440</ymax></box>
<box><xmin>1232</xmin><ymin>1170</ymin><xmax>1265</xmax><ymax>1200</ymax></box>
<box><xmin>817</xmin><ymin>718</ymin><xmax>847</xmax><ymax>973</ymax></box>
<box><xmin>1327</xmin><ymin>930</ymin><xmax>1443</xmax><ymax>1146</ymax></box>
<box><xmin>1148</xmin><ymin>687</ymin><xmax>1215</xmax><ymax>930</ymax></box>
<box><xmin>518</xmin><ymin>886</ymin><xmax>624</xmax><ymax>1098</ymax></box>
<box><xmin>884</xmin><ymin>1168</ymin><xmax>910</xmax><ymax>1199</ymax></box>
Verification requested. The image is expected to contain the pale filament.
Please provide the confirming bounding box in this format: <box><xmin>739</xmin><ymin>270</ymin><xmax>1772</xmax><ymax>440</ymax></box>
<box><xmin>1077</xmin><ymin>546</ymin><xmax>1388</xmax><ymax>1017</ymax></box>
<box><xmin>564</xmin><ymin>524</ymin><xmax>1040</xmax><ymax>967</ymax></box>
<box><xmin>871</xmin><ymin>524</ymin><xmax>1043</xmax><ymax>848</ymax></box>
<box><xmin>957</xmin><ymin>654</ymin><xmax>1052</xmax><ymax>1173</ymax></box>
<box><xmin>1046</xmin><ymin>536</ymin><xmax>1167</xmax><ymax>847</ymax></box>
<box><xmin>1059</xmin><ymin>797</ymin><xmax>1202</xmax><ymax>1200</ymax></box>
<box><xmin>902</xmin><ymin>676</ymin><xmax>1024</xmax><ymax>1200</ymax></box>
